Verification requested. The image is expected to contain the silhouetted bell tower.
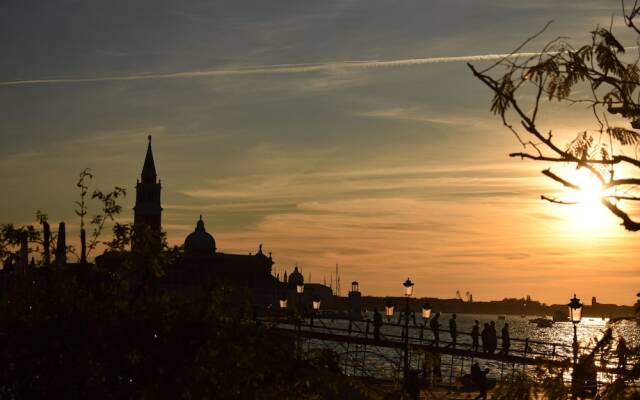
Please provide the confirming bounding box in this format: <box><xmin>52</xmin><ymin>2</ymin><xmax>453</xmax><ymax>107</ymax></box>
<box><xmin>134</xmin><ymin>135</ymin><xmax>162</xmax><ymax>232</ymax></box>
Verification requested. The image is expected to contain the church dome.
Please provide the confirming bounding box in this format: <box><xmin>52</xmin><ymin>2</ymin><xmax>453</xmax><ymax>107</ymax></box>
<box><xmin>288</xmin><ymin>266</ymin><xmax>304</xmax><ymax>286</ymax></box>
<box><xmin>184</xmin><ymin>216</ymin><xmax>216</xmax><ymax>256</ymax></box>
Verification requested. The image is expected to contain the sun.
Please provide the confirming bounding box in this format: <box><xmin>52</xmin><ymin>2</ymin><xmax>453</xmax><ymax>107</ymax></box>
<box><xmin>560</xmin><ymin>168</ymin><xmax>613</xmax><ymax>230</ymax></box>
<box><xmin>572</xmin><ymin>169</ymin><xmax>604</xmax><ymax>206</ymax></box>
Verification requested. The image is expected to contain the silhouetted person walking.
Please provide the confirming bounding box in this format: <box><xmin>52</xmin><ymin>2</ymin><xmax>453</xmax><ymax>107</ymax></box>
<box><xmin>499</xmin><ymin>323</ymin><xmax>510</xmax><ymax>355</ymax></box>
<box><xmin>480</xmin><ymin>323</ymin><xmax>489</xmax><ymax>353</ymax></box>
<box><xmin>471</xmin><ymin>320</ymin><xmax>480</xmax><ymax>351</ymax></box>
<box><xmin>488</xmin><ymin>321</ymin><xmax>497</xmax><ymax>354</ymax></box>
<box><xmin>430</xmin><ymin>312</ymin><xmax>441</xmax><ymax>347</ymax></box>
<box><xmin>471</xmin><ymin>362</ymin><xmax>488</xmax><ymax>400</ymax></box>
<box><xmin>617</xmin><ymin>337</ymin><xmax>628</xmax><ymax>370</ymax></box>
<box><xmin>447</xmin><ymin>314</ymin><xmax>457</xmax><ymax>348</ymax></box>
<box><xmin>373</xmin><ymin>308</ymin><xmax>383</xmax><ymax>342</ymax></box>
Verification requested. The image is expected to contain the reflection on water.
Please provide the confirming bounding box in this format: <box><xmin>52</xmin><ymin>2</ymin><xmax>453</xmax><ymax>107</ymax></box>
<box><xmin>303</xmin><ymin>312</ymin><xmax>638</xmax><ymax>383</ymax></box>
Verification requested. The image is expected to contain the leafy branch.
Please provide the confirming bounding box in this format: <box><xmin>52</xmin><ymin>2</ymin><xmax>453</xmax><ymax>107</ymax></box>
<box><xmin>469</xmin><ymin>15</ymin><xmax>640</xmax><ymax>231</ymax></box>
<box><xmin>73</xmin><ymin>168</ymin><xmax>127</xmax><ymax>260</ymax></box>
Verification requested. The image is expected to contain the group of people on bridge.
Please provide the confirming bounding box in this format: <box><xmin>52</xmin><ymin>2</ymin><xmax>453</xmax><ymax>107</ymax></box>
<box><xmin>372</xmin><ymin>310</ymin><xmax>512</xmax><ymax>355</ymax></box>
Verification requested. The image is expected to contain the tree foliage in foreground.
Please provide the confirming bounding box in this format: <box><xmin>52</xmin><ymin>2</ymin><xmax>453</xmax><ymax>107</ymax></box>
<box><xmin>470</xmin><ymin>3</ymin><xmax>640</xmax><ymax>231</ymax></box>
<box><xmin>0</xmin><ymin>169</ymin><xmax>379</xmax><ymax>399</ymax></box>
<box><xmin>0</xmin><ymin>261</ymin><xmax>376</xmax><ymax>399</ymax></box>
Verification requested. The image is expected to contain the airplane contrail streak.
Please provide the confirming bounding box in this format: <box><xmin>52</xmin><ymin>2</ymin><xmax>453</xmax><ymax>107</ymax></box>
<box><xmin>0</xmin><ymin>52</ymin><xmax>545</xmax><ymax>87</ymax></box>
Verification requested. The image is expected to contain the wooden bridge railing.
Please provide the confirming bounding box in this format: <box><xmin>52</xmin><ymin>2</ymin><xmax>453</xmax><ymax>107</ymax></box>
<box><xmin>265</xmin><ymin>314</ymin><xmax>578</xmax><ymax>361</ymax></box>
<box><xmin>259</xmin><ymin>313</ymin><xmax>636</xmax><ymax>377</ymax></box>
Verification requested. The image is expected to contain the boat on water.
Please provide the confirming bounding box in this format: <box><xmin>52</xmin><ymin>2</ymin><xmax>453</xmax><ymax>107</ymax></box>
<box><xmin>552</xmin><ymin>310</ymin><xmax>569</xmax><ymax>322</ymax></box>
<box><xmin>529</xmin><ymin>317</ymin><xmax>553</xmax><ymax>327</ymax></box>
<box><xmin>497</xmin><ymin>315</ymin><xmax>506</xmax><ymax>320</ymax></box>
<box><xmin>536</xmin><ymin>319</ymin><xmax>553</xmax><ymax>328</ymax></box>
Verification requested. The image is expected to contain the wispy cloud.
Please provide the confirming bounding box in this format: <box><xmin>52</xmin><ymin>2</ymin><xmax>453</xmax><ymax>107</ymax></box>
<box><xmin>0</xmin><ymin>52</ymin><xmax>543</xmax><ymax>87</ymax></box>
<box><xmin>357</xmin><ymin>107</ymin><xmax>494</xmax><ymax>128</ymax></box>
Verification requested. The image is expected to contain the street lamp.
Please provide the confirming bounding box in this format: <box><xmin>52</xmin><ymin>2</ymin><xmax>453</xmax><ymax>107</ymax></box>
<box><xmin>279</xmin><ymin>295</ymin><xmax>288</xmax><ymax>309</ymax></box>
<box><xmin>384</xmin><ymin>299</ymin><xmax>395</xmax><ymax>322</ymax></box>
<box><xmin>312</xmin><ymin>297</ymin><xmax>321</xmax><ymax>311</ymax></box>
<box><xmin>294</xmin><ymin>283</ymin><xmax>305</xmax><ymax>360</ymax></box>
<box><xmin>296</xmin><ymin>283</ymin><xmax>304</xmax><ymax>317</ymax></box>
<box><xmin>403</xmin><ymin>278</ymin><xmax>414</xmax><ymax>297</ymax></box>
<box><xmin>421</xmin><ymin>301</ymin><xmax>432</xmax><ymax>321</ymax></box>
<box><xmin>568</xmin><ymin>294</ymin><xmax>583</xmax><ymax>365</ymax></box>
<box><xmin>402</xmin><ymin>278</ymin><xmax>414</xmax><ymax>392</ymax></box>
<box><xmin>311</xmin><ymin>296</ymin><xmax>321</xmax><ymax>328</ymax></box>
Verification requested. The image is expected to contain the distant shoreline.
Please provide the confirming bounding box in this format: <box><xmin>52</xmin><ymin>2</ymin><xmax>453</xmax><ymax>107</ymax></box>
<box><xmin>327</xmin><ymin>295</ymin><xmax>637</xmax><ymax>319</ymax></box>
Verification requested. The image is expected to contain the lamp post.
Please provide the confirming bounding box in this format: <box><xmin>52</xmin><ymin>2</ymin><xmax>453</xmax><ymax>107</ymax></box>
<box><xmin>419</xmin><ymin>301</ymin><xmax>431</xmax><ymax>342</ymax></box>
<box><xmin>402</xmin><ymin>278</ymin><xmax>414</xmax><ymax>389</ymax></box>
<box><xmin>312</xmin><ymin>297</ymin><xmax>321</xmax><ymax>311</ymax></box>
<box><xmin>384</xmin><ymin>299</ymin><xmax>394</xmax><ymax>322</ymax></box>
<box><xmin>296</xmin><ymin>283</ymin><xmax>304</xmax><ymax>316</ymax></box>
<box><xmin>311</xmin><ymin>296</ymin><xmax>321</xmax><ymax>327</ymax></box>
<box><xmin>568</xmin><ymin>294</ymin><xmax>583</xmax><ymax>365</ymax></box>
<box><xmin>421</xmin><ymin>301</ymin><xmax>432</xmax><ymax>322</ymax></box>
<box><xmin>279</xmin><ymin>295</ymin><xmax>288</xmax><ymax>310</ymax></box>
<box><xmin>294</xmin><ymin>283</ymin><xmax>304</xmax><ymax>360</ymax></box>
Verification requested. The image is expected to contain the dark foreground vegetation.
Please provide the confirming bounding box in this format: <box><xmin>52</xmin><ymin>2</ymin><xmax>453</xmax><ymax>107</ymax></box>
<box><xmin>0</xmin><ymin>173</ymin><xmax>382</xmax><ymax>399</ymax></box>
<box><xmin>0</xmin><ymin>261</ymin><xmax>381</xmax><ymax>399</ymax></box>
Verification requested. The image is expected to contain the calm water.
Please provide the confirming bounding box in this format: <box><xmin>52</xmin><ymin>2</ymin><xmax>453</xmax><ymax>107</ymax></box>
<box><xmin>299</xmin><ymin>312</ymin><xmax>639</xmax><ymax>383</ymax></box>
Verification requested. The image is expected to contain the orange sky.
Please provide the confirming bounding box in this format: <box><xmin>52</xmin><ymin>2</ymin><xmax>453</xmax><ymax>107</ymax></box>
<box><xmin>1</xmin><ymin>0</ymin><xmax>638</xmax><ymax>304</ymax></box>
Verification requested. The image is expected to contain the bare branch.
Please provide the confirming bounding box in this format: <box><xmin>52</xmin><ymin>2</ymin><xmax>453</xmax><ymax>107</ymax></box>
<box><xmin>541</xmin><ymin>195</ymin><xmax>578</xmax><ymax>205</ymax></box>
<box><xmin>510</xmin><ymin>152</ymin><xmax>640</xmax><ymax>168</ymax></box>
<box><xmin>541</xmin><ymin>169</ymin><xmax>581</xmax><ymax>190</ymax></box>
<box><xmin>605</xmin><ymin>195</ymin><xmax>640</xmax><ymax>201</ymax></box>
<box><xmin>479</xmin><ymin>21</ymin><xmax>554</xmax><ymax>74</ymax></box>
<box><xmin>601</xmin><ymin>199</ymin><xmax>640</xmax><ymax>230</ymax></box>
<box><xmin>607</xmin><ymin>178</ymin><xmax>640</xmax><ymax>187</ymax></box>
<box><xmin>510</xmin><ymin>153</ymin><xmax>566</xmax><ymax>162</ymax></box>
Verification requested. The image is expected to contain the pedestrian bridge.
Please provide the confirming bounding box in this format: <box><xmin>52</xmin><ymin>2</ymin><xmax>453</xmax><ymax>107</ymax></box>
<box><xmin>259</xmin><ymin>314</ymin><xmax>631</xmax><ymax>390</ymax></box>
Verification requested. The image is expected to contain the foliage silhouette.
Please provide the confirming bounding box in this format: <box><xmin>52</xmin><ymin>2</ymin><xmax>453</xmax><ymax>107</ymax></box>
<box><xmin>469</xmin><ymin>5</ymin><xmax>640</xmax><ymax>232</ymax></box>
<box><xmin>470</xmin><ymin>5</ymin><xmax>640</xmax><ymax>398</ymax></box>
<box><xmin>0</xmin><ymin>170</ymin><xmax>379</xmax><ymax>399</ymax></box>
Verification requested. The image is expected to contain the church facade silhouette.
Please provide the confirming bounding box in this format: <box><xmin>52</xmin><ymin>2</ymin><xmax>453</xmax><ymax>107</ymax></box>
<box><xmin>125</xmin><ymin>136</ymin><xmax>280</xmax><ymax>289</ymax></box>
<box><xmin>96</xmin><ymin>136</ymin><xmax>332</xmax><ymax>304</ymax></box>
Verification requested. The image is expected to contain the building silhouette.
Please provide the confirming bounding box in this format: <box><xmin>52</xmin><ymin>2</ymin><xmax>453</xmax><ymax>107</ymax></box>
<box><xmin>0</xmin><ymin>136</ymin><xmax>337</xmax><ymax>310</ymax></box>
<box><xmin>134</xmin><ymin>135</ymin><xmax>162</xmax><ymax>233</ymax></box>
<box><xmin>128</xmin><ymin>137</ymin><xmax>281</xmax><ymax>298</ymax></box>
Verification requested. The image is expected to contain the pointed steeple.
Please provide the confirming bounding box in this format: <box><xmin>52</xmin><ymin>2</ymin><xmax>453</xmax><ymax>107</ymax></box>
<box><xmin>134</xmin><ymin>135</ymin><xmax>162</xmax><ymax>237</ymax></box>
<box><xmin>141</xmin><ymin>135</ymin><xmax>157</xmax><ymax>183</ymax></box>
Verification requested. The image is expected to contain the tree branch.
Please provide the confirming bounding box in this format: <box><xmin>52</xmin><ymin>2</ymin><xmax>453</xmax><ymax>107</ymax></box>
<box><xmin>510</xmin><ymin>152</ymin><xmax>640</xmax><ymax>168</ymax></box>
<box><xmin>601</xmin><ymin>199</ymin><xmax>640</xmax><ymax>230</ymax></box>
<box><xmin>540</xmin><ymin>195</ymin><xmax>577</xmax><ymax>205</ymax></box>
<box><xmin>605</xmin><ymin>195</ymin><xmax>640</xmax><ymax>201</ymax></box>
<box><xmin>541</xmin><ymin>169</ymin><xmax>581</xmax><ymax>190</ymax></box>
<box><xmin>607</xmin><ymin>178</ymin><xmax>640</xmax><ymax>187</ymax></box>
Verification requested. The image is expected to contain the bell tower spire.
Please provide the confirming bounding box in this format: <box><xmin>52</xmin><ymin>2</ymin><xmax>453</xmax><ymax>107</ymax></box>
<box><xmin>141</xmin><ymin>135</ymin><xmax>157</xmax><ymax>183</ymax></box>
<box><xmin>134</xmin><ymin>135</ymin><xmax>162</xmax><ymax>233</ymax></box>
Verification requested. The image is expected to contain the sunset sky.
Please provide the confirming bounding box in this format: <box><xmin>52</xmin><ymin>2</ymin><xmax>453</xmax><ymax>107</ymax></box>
<box><xmin>1</xmin><ymin>0</ymin><xmax>638</xmax><ymax>304</ymax></box>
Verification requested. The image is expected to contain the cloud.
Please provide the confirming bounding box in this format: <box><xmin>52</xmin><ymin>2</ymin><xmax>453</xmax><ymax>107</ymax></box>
<box><xmin>0</xmin><ymin>51</ymin><xmax>544</xmax><ymax>87</ymax></box>
<box><xmin>357</xmin><ymin>107</ymin><xmax>493</xmax><ymax>128</ymax></box>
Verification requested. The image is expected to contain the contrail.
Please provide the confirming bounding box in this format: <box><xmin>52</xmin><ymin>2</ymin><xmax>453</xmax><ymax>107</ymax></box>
<box><xmin>0</xmin><ymin>52</ymin><xmax>544</xmax><ymax>87</ymax></box>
